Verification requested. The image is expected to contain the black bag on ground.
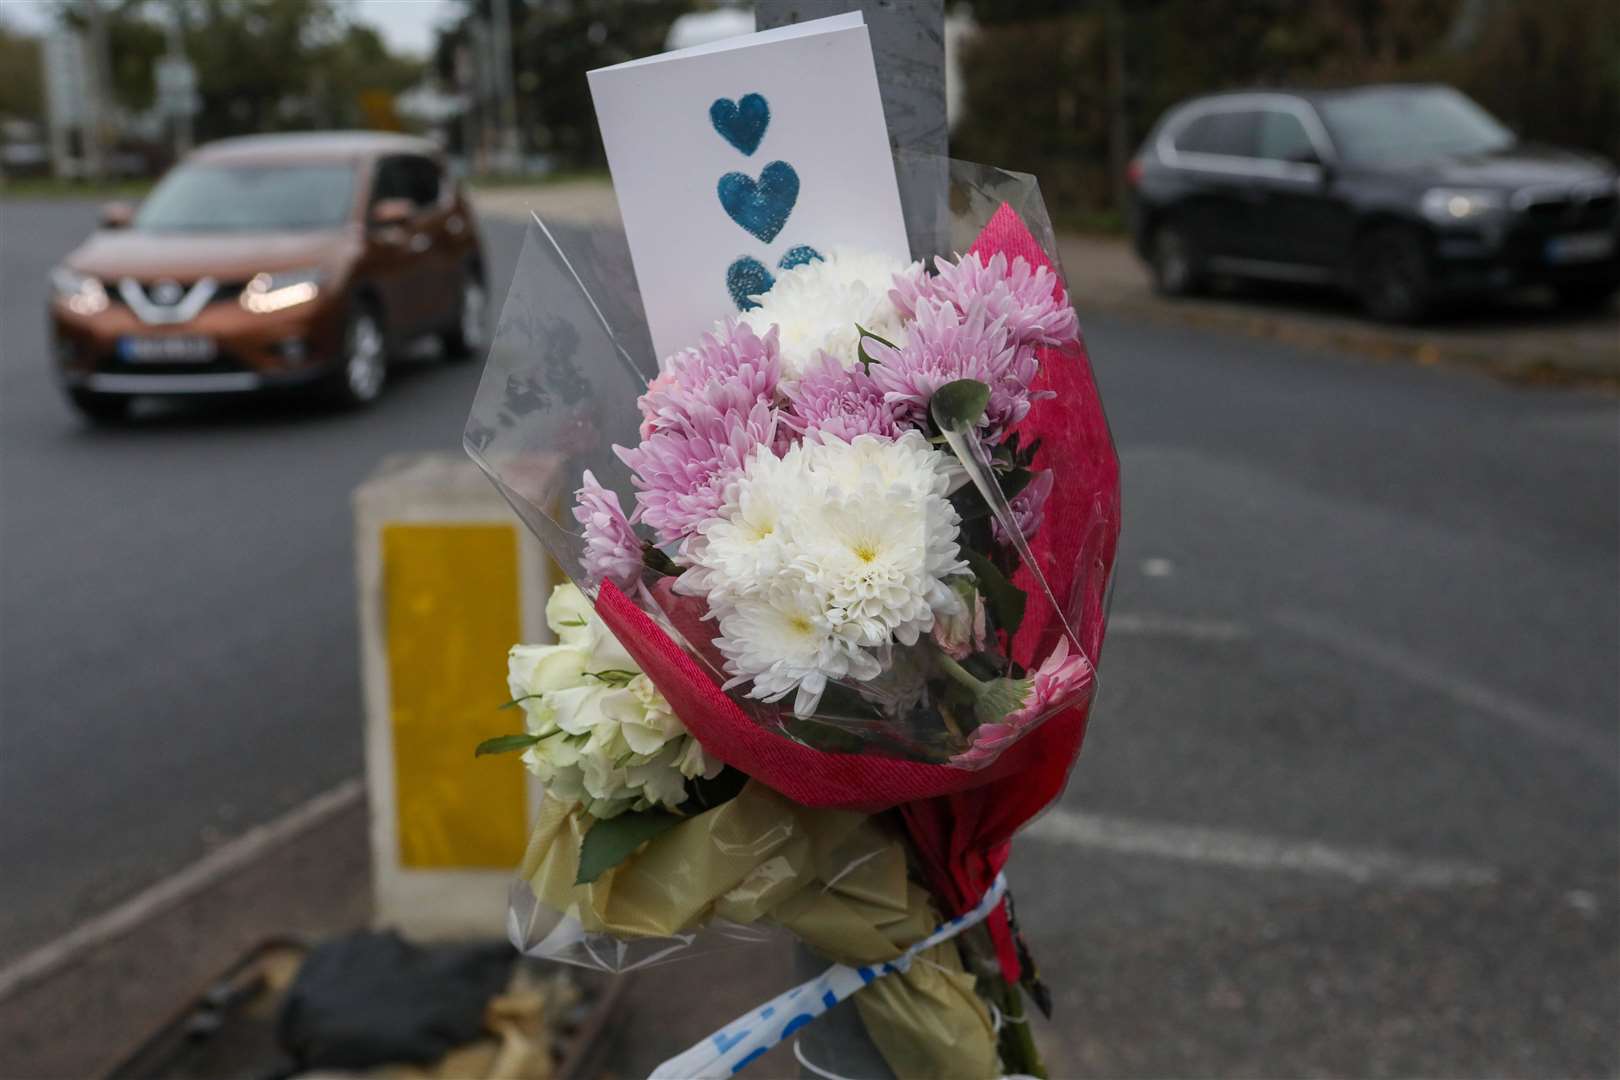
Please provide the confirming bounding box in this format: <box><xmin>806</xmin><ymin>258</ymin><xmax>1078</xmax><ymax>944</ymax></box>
<box><xmin>277</xmin><ymin>930</ymin><xmax>514</xmax><ymax>1069</ymax></box>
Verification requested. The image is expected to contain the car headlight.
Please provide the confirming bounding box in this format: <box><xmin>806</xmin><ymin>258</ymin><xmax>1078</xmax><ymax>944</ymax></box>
<box><xmin>240</xmin><ymin>267</ymin><xmax>323</xmax><ymax>314</ymax></box>
<box><xmin>1420</xmin><ymin>188</ymin><xmax>1505</xmax><ymax>223</ymax></box>
<box><xmin>50</xmin><ymin>266</ymin><xmax>109</xmax><ymax>316</ymax></box>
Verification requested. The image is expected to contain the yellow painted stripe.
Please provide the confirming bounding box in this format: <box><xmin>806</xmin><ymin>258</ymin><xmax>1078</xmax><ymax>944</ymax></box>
<box><xmin>383</xmin><ymin>523</ymin><xmax>527</xmax><ymax>869</ymax></box>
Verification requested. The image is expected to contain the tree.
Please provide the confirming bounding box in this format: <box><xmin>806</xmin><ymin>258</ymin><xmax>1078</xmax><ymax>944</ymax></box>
<box><xmin>0</xmin><ymin>23</ymin><xmax>44</xmax><ymax>124</ymax></box>
<box><xmin>438</xmin><ymin>0</ymin><xmax>694</xmax><ymax>169</ymax></box>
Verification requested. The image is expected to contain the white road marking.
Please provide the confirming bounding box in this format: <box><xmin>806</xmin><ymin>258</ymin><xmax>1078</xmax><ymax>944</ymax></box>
<box><xmin>1273</xmin><ymin>607</ymin><xmax>1617</xmax><ymax>771</ymax></box>
<box><xmin>1026</xmin><ymin>807</ymin><xmax>1498</xmax><ymax>889</ymax></box>
<box><xmin>1109</xmin><ymin>612</ymin><xmax>1251</xmax><ymax>642</ymax></box>
<box><xmin>0</xmin><ymin>778</ymin><xmax>365</xmax><ymax>1002</ymax></box>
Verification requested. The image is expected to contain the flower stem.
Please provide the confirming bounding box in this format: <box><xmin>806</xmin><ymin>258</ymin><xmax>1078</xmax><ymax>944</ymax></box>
<box><xmin>928</xmin><ymin>643</ymin><xmax>988</xmax><ymax>696</ymax></box>
<box><xmin>959</xmin><ymin>924</ymin><xmax>1048</xmax><ymax>1077</ymax></box>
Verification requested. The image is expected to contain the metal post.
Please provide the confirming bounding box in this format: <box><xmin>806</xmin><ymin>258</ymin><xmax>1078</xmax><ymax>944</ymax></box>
<box><xmin>489</xmin><ymin>0</ymin><xmax>522</xmax><ymax>173</ymax></box>
<box><xmin>166</xmin><ymin>0</ymin><xmax>192</xmax><ymax>157</ymax></box>
<box><xmin>759</xmin><ymin>0</ymin><xmax>948</xmax><ymax>257</ymax></box>
<box><xmin>753</xmin><ymin>5</ymin><xmax>944</xmax><ymax>1067</ymax></box>
<box><xmin>82</xmin><ymin>0</ymin><xmax>110</xmax><ymax>180</ymax></box>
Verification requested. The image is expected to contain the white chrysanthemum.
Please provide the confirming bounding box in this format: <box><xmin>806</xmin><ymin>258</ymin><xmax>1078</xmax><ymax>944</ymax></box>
<box><xmin>506</xmin><ymin>584</ymin><xmax>721</xmax><ymax>818</ymax></box>
<box><xmin>736</xmin><ymin>248</ymin><xmax>918</xmax><ymax>381</ymax></box>
<box><xmin>675</xmin><ymin>445</ymin><xmax>802</xmax><ymax>610</ymax></box>
<box><xmin>713</xmin><ymin>573</ymin><xmax>882</xmax><ymax>716</ymax></box>
<box><xmin>684</xmin><ymin>432</ymin><xmax>969</xmax><ymax>716</ymax></box>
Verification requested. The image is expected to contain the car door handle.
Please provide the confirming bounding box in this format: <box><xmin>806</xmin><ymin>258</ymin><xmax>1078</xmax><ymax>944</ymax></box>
<box><xmin>409</xmin><ymin>234</ymin><xmax>432</xmax><ymax>253</ymax></box>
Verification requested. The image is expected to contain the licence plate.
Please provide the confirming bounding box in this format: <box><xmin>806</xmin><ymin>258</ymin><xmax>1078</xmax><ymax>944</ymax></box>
<box><xmin>1545</xmin><ymin>231</ymin><xmax>1616</xmax><ymax>264</ymax></box>
<box><xmin>117</xmin><ymin>336</ymin><xmax>217</xmax><ymax>363</ymax></box>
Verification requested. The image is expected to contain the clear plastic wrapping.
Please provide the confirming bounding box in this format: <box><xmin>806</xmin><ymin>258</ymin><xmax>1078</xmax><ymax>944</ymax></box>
<box><xmin>465</xmin><ymin>156</ymin><xmax>1117</xmax><ymax>775</ymax></box>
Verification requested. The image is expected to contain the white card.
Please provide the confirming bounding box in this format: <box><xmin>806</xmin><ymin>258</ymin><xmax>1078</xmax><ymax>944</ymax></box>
<box><xmin>588</xmin><ymin>13</ymin><xmax>910</xmax><ymax>363</ymax></box>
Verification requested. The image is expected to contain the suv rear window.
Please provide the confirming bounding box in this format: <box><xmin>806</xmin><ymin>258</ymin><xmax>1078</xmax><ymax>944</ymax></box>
<box><xmin>1172</xmin><ymin>109</ymin><xmax>1258</xmax><ymax>158</ymax></box>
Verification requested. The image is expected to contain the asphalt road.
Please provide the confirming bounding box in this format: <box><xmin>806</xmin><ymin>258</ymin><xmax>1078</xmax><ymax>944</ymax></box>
<box><xmin>2</xmin><ymin>199</ymin><xmax>1616</xmax><ymax>1076</ymax></box>
<box><xmin>0</xmin><ymin>200</ymin><xmax>526</xmax><ymax>963</ymax></box>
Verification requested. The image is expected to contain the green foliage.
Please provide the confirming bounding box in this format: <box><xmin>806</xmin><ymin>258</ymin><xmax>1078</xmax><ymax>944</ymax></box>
<box><xmin>0</xmin><ymin>26</ymin><xmax>42</xmax><ymax>124</ymax></box>
<box><xmin>474</xmin><ymin>732</ymin><xmax>545</xmax><ymax>756</ymax></box>
<box><xmin>43</xmin><ymin>0</ymin><xmax>425</xmax><ymax>143</ymax></box>
<box><xmin>438</xmin><ymin>0</ymin><xmax>696</xmax><ymax>168</ymax></box>
<box><xmin>929</xmin><ymin>377</ymin><xmax>991</xmax><ymax>433</ymax></box>
<box><xmin>954</xmin><ymin>0</ymin><xmax>1620</xmax><ymax>219</ymax></box>
<box><xmin>963</xmin><ymin>547</ymin><xmax>1027</xmax><ymax>640</ymax></box>
<box><xmin>575</xmin><ymin>807</ymin><xmax>681</xmax><ymax>884</ymax></box>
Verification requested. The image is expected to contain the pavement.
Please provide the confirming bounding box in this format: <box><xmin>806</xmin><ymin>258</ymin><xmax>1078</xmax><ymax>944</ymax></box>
<box><xmin>2</xmin><ymin>192</ymin><xmax>1616</xmax><ymax>1078</ymax></box>
<box><xmin>1053</xmin><ymin>232</ymin><xmax>1619</xmax><ymax>388</ymax></box>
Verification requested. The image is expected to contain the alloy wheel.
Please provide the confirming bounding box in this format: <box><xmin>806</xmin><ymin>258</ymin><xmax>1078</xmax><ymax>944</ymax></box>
<box><xmin>345</xmin><ymin>311</ymin><xmax>386</xmax><ymax>402</ymax></box>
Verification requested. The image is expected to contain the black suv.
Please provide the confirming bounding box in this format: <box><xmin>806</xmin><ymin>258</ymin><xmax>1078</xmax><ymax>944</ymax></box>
<box><xmin>1129</xmin><ymin>84</ymin><xmax>1620</xmax><ymax>320</ymax></box>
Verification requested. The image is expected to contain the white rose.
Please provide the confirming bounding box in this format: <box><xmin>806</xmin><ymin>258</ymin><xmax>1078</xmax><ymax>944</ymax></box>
<box><xmin>505</xmin><ymin>583</ymin><xmax>725</xmax><ymax>818</ymax></box>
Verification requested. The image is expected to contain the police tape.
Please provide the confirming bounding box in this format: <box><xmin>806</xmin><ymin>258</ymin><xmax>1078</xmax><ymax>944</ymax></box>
<box><xmin>649</xmin><ymin>872</ymin><xmax>1010</xmax><ymax>1079</ymax></box>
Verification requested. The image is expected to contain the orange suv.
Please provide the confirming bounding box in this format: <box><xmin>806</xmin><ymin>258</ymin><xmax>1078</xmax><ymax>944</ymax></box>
<box><xmin>49</xmin><ymin>131</ymin><xmax>487</xmax><ymax>421</ymax></box>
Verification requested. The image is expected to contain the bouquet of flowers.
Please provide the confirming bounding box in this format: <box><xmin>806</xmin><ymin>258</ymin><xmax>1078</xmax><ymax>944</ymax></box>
<box><xmin>465</xmin><ymin>156</ymin><xmax>1119</xmax><ymax>1077</ymax></box>
<box><xmin>461</xmin><ymin>17</ymin><xmax>1116</xmax><ymax>1075</ymax></box>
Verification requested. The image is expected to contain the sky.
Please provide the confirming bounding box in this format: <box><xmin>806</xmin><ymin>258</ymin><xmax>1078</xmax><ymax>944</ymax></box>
<box><xmin>0</xmin><ymin>0</ymin><xmax>456</xmax><ymax>58</ymax></box>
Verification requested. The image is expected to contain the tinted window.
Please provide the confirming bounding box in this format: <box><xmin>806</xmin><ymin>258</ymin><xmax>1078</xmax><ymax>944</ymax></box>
<box><xmin>372</xmin><ymin>155</ymin><xmax>441</xmax><ymax>208</ymax></box>
<box><xmin>1256</xmin><ymin>109</ymin><xmax>1317</xmax><ymax>162</ymax></box>
<box><xmin>134</xmin><ymin>163</ymin><xmax>356</xmax><ymax>231</ymax></box>
<box><xmin>1173</xmin><ymin>109</ymin><xmax>1259</xmax><ymax>158</ymax></box>
<box><xmin>1317</xmin><ymin>87</ymin><xmax>1512</xmax><ymax>165</ymax></box>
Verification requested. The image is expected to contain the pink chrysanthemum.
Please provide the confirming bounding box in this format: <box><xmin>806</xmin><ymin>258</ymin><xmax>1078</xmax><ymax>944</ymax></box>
<box><xmin>615</xmin><ymin>400</ymin><xmax>777</xmax><ymax>544</ymax></box>
<box><xmin>892</xmin><ymin>251</ymin><xmax>1079</xmax><ymax>349</ymax></box>
<box><xmin>865</xmin><ymin>297</ymin><xmax>1051</xmax><ymax>443</ymax></box>
<box><xmin>993</xmin><ymin>467</ymin><xmax>1054</xmax><ymax>546</ymax></box>
<box><xmin>780</xmin><ymin>352</ymin><xmax>904</xmax><ymax>442</ymax></box>
<box><xmin>638</xmin><ymin>321</ymin><xmax>780</xmax><ymax>439</ymax></box>
<box><xmin>949</xmin><ymin>636</ymin><xmax>1093</xmax><ymax>769</ymax></box>
<box><xmin>573</xmin><ymin>469</ymin><xmax>642</xmax><ymax>590</ymax></box>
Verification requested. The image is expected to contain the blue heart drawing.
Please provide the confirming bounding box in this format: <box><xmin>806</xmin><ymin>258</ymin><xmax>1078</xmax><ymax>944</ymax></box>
<box><xmin>778</xmin><ymin>245</ymin><xmax>823</xmax><ymax>271</ymax></box>
<box><xmin>718</xmin><ymin>161</ymin><xmax>799</xmax><ymax>244</ymax></box>
<box><xmin>709</xmin><ymin>93</ymin><xmax>770</xmax><ymax>156</ymax></box>
<box><xmin>726</xmin><ymin>256</ymin><xmax>775</xmax><ymax>310</ymax></box>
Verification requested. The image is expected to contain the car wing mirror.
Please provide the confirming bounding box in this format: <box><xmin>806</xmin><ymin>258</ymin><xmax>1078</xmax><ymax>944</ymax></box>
<box><xmin>370</xmin><ymin>198</ymin><xmax>415</xmax><ymax>228</ymax></box>
<box><xmin>100</xmin><ymin>201</ymin><xmax>134</xmax><ymax>229</ymax></box>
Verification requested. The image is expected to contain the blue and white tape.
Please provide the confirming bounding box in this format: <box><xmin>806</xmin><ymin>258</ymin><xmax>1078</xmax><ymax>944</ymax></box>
<box><xmin>649</xmin><ymin>873</ymin><xmax>1009</xmax><ymax>1079</ymax></box>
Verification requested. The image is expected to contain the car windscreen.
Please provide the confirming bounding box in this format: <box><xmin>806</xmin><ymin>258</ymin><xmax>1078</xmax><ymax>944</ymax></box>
<box><xmin>1317</xmin><ymin>88</ymin><xmax>1513</xmax><ymax>165</ymax></box>
<box><xmin>134</xmin><ymin>161</ymin><xmax>357</xmax><ymax>231</ymax></box>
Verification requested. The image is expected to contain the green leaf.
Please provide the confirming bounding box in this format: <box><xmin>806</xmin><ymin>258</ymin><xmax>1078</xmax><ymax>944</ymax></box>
<box><xmin>855</xmin><ymin>323</ymin><xmax>896</xmax><ymax>369</ymax></box>
<box><xmin>474</xmin><ymin>732</ymin><xmax>543</xmax><ymax>757</ymax></box>
<box><xmin>997</xmin><ymin>466</ymin><xmax>1034</xmax><ymax>504</ymax></box>
<box><xmin>964</xmin><ymin>547</ymin><xmax>1027</xmax><ymax>639</ymax></box>
<box><xmin>498</xmin><ymin>693</ymin><xmax>545</xmax><ymax>711</ymax></box>
<box><xmin>930</xmin><ymin>378</ymin><xmax>991</xmax><ymax>433</ymax></box>
<box><xmin>576</xmin><ymin>809</ymin><xmax>682</xmax><ymax>884</ymax></box>
<box><xmin>643</xmin><ymin>542</ymin><xmax>680</xmax><ymax>577</ymax></box>
<box><xmin>556</xmin><ymin>617</ymin><xmax>587</xmax><ymax>628</ymax></box>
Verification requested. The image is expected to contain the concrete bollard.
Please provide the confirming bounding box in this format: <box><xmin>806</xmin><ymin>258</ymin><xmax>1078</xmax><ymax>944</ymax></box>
<box><xmin>353</xmin><ymin>452</ymin><xmax>553</xmax><ymax>939</ymax></box>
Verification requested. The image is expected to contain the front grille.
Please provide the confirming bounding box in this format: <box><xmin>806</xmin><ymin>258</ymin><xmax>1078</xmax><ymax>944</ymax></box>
<box><xmin>105</xmin><ymin>278</ymin><xmax>249</xmax><ymax>312</ymax></box>
<box><xmin>1520</xmin><ymin>189</ymin><xmax>1618</xmax><ymax>231</ymax></box>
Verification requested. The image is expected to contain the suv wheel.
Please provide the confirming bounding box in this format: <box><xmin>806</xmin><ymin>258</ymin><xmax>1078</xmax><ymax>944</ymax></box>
<box><xmin>440</xmin><ymin>270</ymin><xmax>488</xmax><ymax>360</ymax></box>
<box><xmin>329</xmin><ymin>303</ymin><xmax>388</xmax><ymax>407</ymax></box>
<box><xmin>1149</xmin><ymin>221</ymin><xmax>1204</xmax><ymax>297</ymax></box>
<box><xmin>66</xmin><ymin>388</ymin><xmax>131</xmax><ymax>425</ymax></box>
<box><xmin>1355</xmin><ymin>226</ymin><xmax>1431</xmax><ymax>323</ymax></box>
